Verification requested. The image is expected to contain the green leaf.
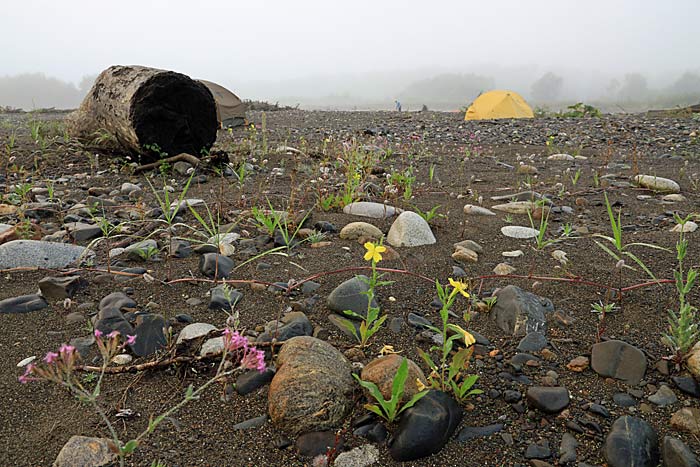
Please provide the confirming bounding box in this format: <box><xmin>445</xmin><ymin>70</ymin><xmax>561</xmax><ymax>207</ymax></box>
<box><xmin>398</xmin><ymin>390</ymin><xmax>429</xmax><ymax>415</ymax></box>
<box><xmin>417</xmin><ymin>348</ymin><xmax>437</xmax><ymax>371</ymax></box>
<box><xmin>363</xmin><ymin>403</ymin><xmax>386</xmax><ymax>419</ymax></box>
<box><xmin>339</xmin><ymin>320</ymin><xmax>360</xmax><ymax>342</ymax></box>
<box><xmin>185</xmin><ymin>384</ymin><xmax>194</xmax><ymax>399</ymax></box>
<box><xmin>120</xmin><ymin>439</ymin><xmax>139</xmax><ymax>455</ymax></box>
<box><xmin>594</xmin><ymin>239</ymin><xmax>622</xmax><ymax>262</ymax></box>
<box><xmin>623</xmin><ymin>251</ymin><xmax>658</xmax><ymax>281</ymax></box>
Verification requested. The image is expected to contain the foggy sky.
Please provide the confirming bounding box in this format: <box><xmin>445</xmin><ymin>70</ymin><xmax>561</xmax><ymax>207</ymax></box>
<box><xmin>2</xmin><ymin>0</ymin><xmax>699</xmax><ymax>107</ymax></box>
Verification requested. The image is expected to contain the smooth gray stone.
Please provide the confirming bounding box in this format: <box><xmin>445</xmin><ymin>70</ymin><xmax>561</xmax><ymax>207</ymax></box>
<box><xmin>327</xmin><ymin>275</ymin><xmax>378</xmax><ymax>319</ymax></box>
<box><xmin>0</xmin><ymin>240</ymin><xmax>93</xmax><ymax>269</ymax></box>
<box><xmin>604</xmin><ymin>416</ymin><xmax>659</xmax><ymax>467</ymax></box>
<box><xmin>663</xmin><ymin>436</ymin><xmax>699</xmax><ymax>467</ymax></box>
<box><xmin>591</xmin><ymin>340</ymin><xmax>647</xmax><ymax>385</ymax></box>
<box><xmin>0</xmin><ymin>294</ymin><xmax>48</xmax><ymax>314</ymax></box>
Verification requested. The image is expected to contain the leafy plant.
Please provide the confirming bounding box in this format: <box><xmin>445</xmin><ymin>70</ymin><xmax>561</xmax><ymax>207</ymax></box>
<box><xmin>593</xmin><ymin>193</ymin><xmax>669</xmax><ymax>280</ymax></box>
<box><xmin>570</xmin><ymin>168</ymin><xmax>582</xmax><ymax>186</ymax></box>
<box><xmin>418</xmin><ymin>279</ymin><xmax>482</xmax><ymax>403</ymax></box>
<box><xmin>251</xmin><ymin>205</ymin><xmax>279</xmax><ymax>236</ymax></box>
<box><xmin>340</xmin><ymin>242</ymin><xmax>391</xmax><ymax>347</ymax></box>
<box><xmin>353</xmin><ymin>357</ymin><xmax>428</xmax><ymax>423</ymax></box>
<box><xmin>590</xmin><ymin>301</ymin><xmax>617</xmax><ymax>316</ymax></box>
<box><xmin>413</xmin><ymin>205</ymin><xmax>444</xmax><ymax>223</ymax></box>
<box><xmin>665</xmin><ymin>214</ymin><xmax>699</xmax><ymax>361</ymax></box>
<box><xmin>558</xmin><ymin>102</ymin><xmax>602</xmax><ymax>118</ymax></box>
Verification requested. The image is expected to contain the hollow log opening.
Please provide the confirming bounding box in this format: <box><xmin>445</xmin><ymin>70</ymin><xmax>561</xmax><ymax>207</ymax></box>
<box><xmin>130</xmin><ymin>73</ymin><xmax>218</xmax><ymax>157</ymax></box>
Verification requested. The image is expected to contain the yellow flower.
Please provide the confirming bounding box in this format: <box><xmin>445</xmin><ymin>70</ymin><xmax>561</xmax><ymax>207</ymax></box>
<box><xmin>416</xmin><ymin>378</ymin><xmax>427</xmax><ymax>392</ymax></box>
<box><xmin>453</xmin><ymin>325</ymin><xmax>476</xmax><ymax>346</ymax></box>
<box><xmin>364</xmin><ymin>242</ymin><xmax>386</xmax><ymax>263</ymax></box>
<box><xmin>448</xmin><ymin>278</ymin><xmax>470</xmax><ymax>298</ymax></box>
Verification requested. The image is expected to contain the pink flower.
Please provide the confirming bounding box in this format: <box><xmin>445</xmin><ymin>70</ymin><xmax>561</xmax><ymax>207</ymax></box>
<box><xmin>222</xmin><ymin>329</ymin><xmax>248</xmax><ymax>352</ymax></box>
<box><xmin>241</xmin><ymin>348</ymin><xmax>266</xmax><ymax>373</ymax></box>
<box><xmin>126</xmin><ymin>335</ymin><xmax>136</xmax><ymax>345</ymax></box>
<box><xmin>107</xmin><ymin>331</ymin><xmax>120</xmax><ymax>339</ymax></box>
<box><xmin>43</xmin><ymin>351</ymin><xmax>59</xmax><ymax>364</ymax></box>
<box><xmin>58</xmin><ymin>344</ymin><xmax>75</xmax><ymax>356</ymax></box>
<box><xmin>94</xmin><ymin>329</ymin><xmax>103</xmax><ymax>338</ymax></box>
<box><xmin>18</xmin><ymin>363</ymin><xmax>36</xmax><ymax>384</ymax></box>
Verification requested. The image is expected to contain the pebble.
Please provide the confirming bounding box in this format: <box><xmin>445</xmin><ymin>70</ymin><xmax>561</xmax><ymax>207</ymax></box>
<box><xmin>338</xmin><ymin>222</ymin><xmax>383</xmax><ymax>241</ymax></box>
<box><xmin>501</xmin><ymin>225</ymin><xmax>540</xmax><ymax>239</ymax></box>
<box><xmin>591</xmin><ymin>340</ymin><xmax>647</xmax><ymax>385</ymax></box>
<box><xmin>463</xmin><ymin>204</ymin><xmax>496</xmax><ymax>216</ymax></box>
<box><xmin>343</xmin><ymin>201</ymin><xmax>400</xmax><ymax>219</ymax></box>
<box><xmin>526</xmin><ymin>387</ymin><xmax>570</xmax><ymax>413</ymax></box>
<box><xmin>387</xmin><ymin>211</ymin><xmax>436</xmax><ymax>247</ymax></box>
<box><xmin>633</xmin><ymin>174</ymin><xmax>681</xmax><ymax>193</ymax></box>
<box><xmin>604</xmin><ymin>416</ymin><xmax>659</xmax><ymax>467</ymax></box>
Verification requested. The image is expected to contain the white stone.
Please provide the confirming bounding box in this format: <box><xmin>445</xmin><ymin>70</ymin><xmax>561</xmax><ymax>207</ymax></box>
<box><xmin>452</xmin><ymin>246</ymin><xmax>478</xmax><ymax>263</ymax></box>
<box><xmin>547</xmin><ymin>153</ymin><xmax>575</xmax><ymax>161</ymax></box>
<box><xmin>334</xmin><ymin>444</ymin><xmax>380</xmax><ymax>467</ymax></box>
<box><xmin>552</xmin><ymin>250</ymin><xmax>568</xmax><ymax>264</ymax></box>
<box><xmin>387</xmin><ymin>212</ymin><xmax>436</xmax><ymax>247</ymax></box>
<box><xmin>17</xmin><ymin>356</ymin><xmax>36</xmax><ymax>367</ymax></box>
<box><xmin>671</xmin><ymin>221</ymin><xmax>698</xmax><ymax>233</ymax></box>
<box><xmin>171</xmin><ymin>198</ymin><xmax>205</xmax><ymax>211</ymax></box>
<box><xmin>633</xmin><ymin>175</ymin><xmax>680</xmax><ymax>193</ymax></box>
<box><xmin>453</xmin><ymin>240</ymin><xmax>483</xmax><ymax>254</ymax></box>
<box><xmin>111</xmin><ymin>354</ymin><xmax>133</xmax><ymax>365</ymax></box>
<box><xmin>501</xmin><ymin>226</ymin><xmax>540</xmax><ymax>239</ymax></box>
<box><xmin>343</xmin><ymin>202</ymin><xmax>400</xmax><ymax>219</ymax></box>
<box><xmin>176</xmin><ymin>322</ymin><xmax>217</xmax><ymax>345</ymax></box>
<box><xmin>502</xmin><ymin>250</ymin><xmax>524</xmax><ymax>257</ymax></box>
<box><xmin>463</xmin><ymin>204</ymin><xmax>496</xmax><ymax>216</ymax></box>
<box><xmin>662</xmin><ymin>194</ymin><xmax>687</xmax><ymax>202</ymax></box>
<box><xmin>493</xmin><ymin>263</ymin><xmax>516</xmax><ymax>275</ymax></box>
<box><xmin>208</xmin><ymin>232</ymin><xmax>240</xmax><ymax>245</ymax></box>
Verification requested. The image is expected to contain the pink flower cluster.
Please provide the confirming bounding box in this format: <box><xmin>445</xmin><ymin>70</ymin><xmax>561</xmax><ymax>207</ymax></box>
<box><xmin>222</xmin><ymin>328</ymin><xmax>266</xmax><ymax>373</ymax></box>
<box><xmin>19</xmin><ymin>344</ymin><xmax>77</xmax><ymax>384</ymax></box>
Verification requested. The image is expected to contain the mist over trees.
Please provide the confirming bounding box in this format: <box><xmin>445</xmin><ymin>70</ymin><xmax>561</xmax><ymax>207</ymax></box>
<box><xmin>1</xmin><ymin>68</ymin><xmax>699</xmax><ymax>112</ymax></box>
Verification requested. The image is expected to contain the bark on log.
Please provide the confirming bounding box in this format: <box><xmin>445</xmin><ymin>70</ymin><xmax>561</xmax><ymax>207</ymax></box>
<box><xmin>67</xmin><ymin>65</ymin><xmax>218</xmax><ymax>161</ymax></box>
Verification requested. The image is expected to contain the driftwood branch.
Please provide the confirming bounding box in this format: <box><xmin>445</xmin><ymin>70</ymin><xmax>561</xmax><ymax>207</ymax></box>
<box><xmin>133</xmin><ymin>152</ymin><xmax>201</xmax><ymax>174</ymax></box>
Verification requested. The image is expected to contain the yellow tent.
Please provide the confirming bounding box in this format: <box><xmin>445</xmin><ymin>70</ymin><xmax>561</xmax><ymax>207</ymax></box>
<box><xmin>464</xmin><ymin>90</ymin><xmax>534</xmax><ymax>120</ymax></box>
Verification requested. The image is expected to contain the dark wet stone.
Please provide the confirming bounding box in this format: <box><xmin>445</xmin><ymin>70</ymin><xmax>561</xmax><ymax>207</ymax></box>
<box><xmin>604</xmin><ymin>416</ymin><xmax>659</xmax><ymax>467</ymax></box>
<box><xmin>517</xmin><ymin>332</ymin><xmax>548</xmax><ymax>352</ymax></box>
<box><xmin>354</xmin><ymin>422</ymin><xmax>388</xmax><ymax>443</ymax></box>
<box><xmin>257</xmin><ymin>312</ymin><xmax>313</xmax><ymax>343</ymax></box>
<box><xmin>232</xmin><ymin>415</ymin><xmax>267</xmax><ymax>430</ymax></box>
<box><xmin>209</xmin><ymin>285</ymin><xmax>243</xmax><ymax>310</ymax></box>
<box><xmin>0</xmin><ymin>294</ymin><xmax>48</xmax><ymax>314</ymax></box>
<box><xmin>70</xmin><ymin>335</ymin><xmax>96</xmax><ymax>358</ymax></box>
<box><xmin>648</xmin><ymin>385</ymin><xmax>678</xmax><ymax>406</ymax></box>
<box><xmin>296</xmin><ymin>431</ymin><xmax>343</xmax><ymax>457</ymax></box>
<box><xmin>559</xmin><ymin>432</ymin><xmax>578</xmax><ymax>463</ymax></box>
<box><xmin>314</xmin><ymin>221</ymin><xmax>337</xmax><ymax>233</ymax></box>
<box><xmin>99</xmin><ymin>292</ymin><xmax>136</xmax><ymax>312</ymax></box>
<box><xmin>174</xmin><ymin>313</ymin><xmax>194</xmax><ymax>323</ymax></box>
<box><xmin>130</xmin><ymin>314</ymin><xmax>167</xmax><ymax>357</ymax></box>
<box><xmin>199</xmin><ymin>253</ymin><xmax>234</xmax><ymax>279</ymax></box>
<box><xmin>327</xmin><ymin>275</ymin><xmax>378</xmax><ymax>319</ymax></box>
<box><xmin>613</xmin><ymin>393</ymin><xmax>637</xmax><ymax>407</ymax></box>
<box><xmin>672</xmin><ymin>376</ymin><xmax>700</xmax><ymax>398</ymax></box>
<box><xmin>498</xmin><ymin>372</ymin><xmax>532</xmax><ymax>385</ymax></box>
<box><xmin>503</xmin><ymin>390</ymin><xmax>522</xmax><ymax>403</ymax></box>
<box><xmin>38</xmin><ymin>276</ymin><xmax>87</xmax><ymax>300</ymax></box>
<box><xmin>407</xmin><ymin>312</ymin><xmax>433</xmax><ymax>330</ymax></box>
<box><xmin>389</xmin><ymin>317</ymin><xmax>403</xmax><ymax>333</ymax></box>
<box><xmin>588</xmin><ymin>403</ymin><xmax>611</xmax><ymax>418</ymax></box>
<box><xmin>662</xmin><ymin>436</ymin><xmax>699</xmax><ymax>467</ymax></box>
<box><xmin>525</xmin><ymin>440</ymin><xmax>551</xmax><ymax>459</ymax></box>
<box><xmin>388</xmin><ymin>390</ymin><xmax>462</xmax><ymax>462</ymax></box>
<box><xmin>236</xmin><ymin>368</ymin><xmax>275</xmax><ymax>395</ymax></box>
<box><xmin>168</xmin><ymin>240</ymin><xmax>192</xmax><ymax>258</ymax></box>
<box><xmin>526</xmin><ymin>387</ymin><xmax>570</xmax><ymax>413</ymax></box>
<box><xmin>510</xmin><ymin>353</ymin><xmax>540</xmax><ymax>371</ymax></box>
<box><xmin>470</xmin><ymin>330</ymin><xmax>490</xmax><ymax>346</ymax></box>
<box><xmin>591</xmin><ymin>340</ymin><xmax>647</xmax><ymax>385</ymax></box>
<box><xmin>457</xmin><ymin>423</ymin><xmax>504</xmax><ymax>441</ymax></box>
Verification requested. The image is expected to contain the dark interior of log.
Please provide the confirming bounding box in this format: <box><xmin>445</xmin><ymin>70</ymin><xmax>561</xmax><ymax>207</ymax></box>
<box><xmin>130</xmin><ymin>73</ymin><xmax>217</xmax><ymax>158</ymax></box>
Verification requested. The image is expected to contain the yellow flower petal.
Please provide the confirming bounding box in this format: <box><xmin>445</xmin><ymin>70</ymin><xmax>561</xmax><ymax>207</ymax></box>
<box><xmin>453</xmin><ymin>325</ymin><xmax>476</xmax><ymax>346</ymax></box>
<box><xmin>448</xmin><ymin>278</ymin><xmax>470</xmax><ymax>298</ymax></box>
<box><xmin>416</xmin><ymin>378</ymin><xmax>427</xmax><ymax>392</ymax></box>
<box><xmin>363</xmin><ymin>241</ymin><xmax>383</xmax><ymax>263</ymax></box>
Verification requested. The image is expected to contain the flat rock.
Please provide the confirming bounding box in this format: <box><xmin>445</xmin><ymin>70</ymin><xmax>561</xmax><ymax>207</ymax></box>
<box><xmin>662</xmin><ymin>436</ymin><xmax>699</xmax><ymax>467</ymax></box>
<box><xmin>0</xmin><ymin>240</ymin><xmax>93</xmax><ymax>269</ymax></box>
<box><xmin>343</xmin><ymin>202</ymin><xmax>399</xmax><ymax>219</ymax></box>
<box><xmin>452</xmin><ymin>246</ymin><xmax>478</xmax><ymax>263</ymax></box>
<box><xmin>53</xmin><ymin>435</ymin><xmax>118</xmax><ymax>467</ymax></box>
<box><xmin>648</xmin><ymin>385</ymin><xmax>677</xmax><ymax>406</ymax></box>
<box><xmin>672</xmin><ymin>376</ymin><xmax>700</xmax><ymax>398</ymax></box>
<box><xmin>517</xmin><ymin>332</ymin><xmax>548</xmax><ymax>352</ymax></box>
<box><xmin>235</xmin><ymin>368</ymin><xmax>275</xmax><ymax>395</ymax></box>
<box><xmin>209</xmin><ymin>285</ymin><xmax>242</xmax><ymax>310</ymax></box>
<box><xmin>360</xmin><ymin>354</ymin><xmax>427</xmax><ymax>402</ymax></box>
<box><xmin>526</xmin><ymin>387</ymin><xmax>570</xmax><ymax>413</ymax></box>
<box><xmin>176</xmin><ymin>323</ymin><xmax>216</xmax><ymax>345</ymax></box>
<box><xmin>388</xmin><ymin>390</ymin><xmax>462</xmax><ymax>462</ymax></box>
<box><xmin>671</xmin><ymin>221</ymin><xmax>698</xmax><ymax>233</ymax></box>
<box><xmin>547</xmin><ymin>153</ymin><xmax>575</xmax><ymax>161</ymax></box>
<box><xmin>492</xmin><ymin>201</ymin><xmax>540</xmax><ymax>214</ymax></box>
<box><xmin>501</xmin><ymin>225</ymin><xmax>540</xmax><ymax>239</ymax></box>
<box><xmin>0</xmin><ymin>294</ymin><xmax>48</xmax><ymax>314</ymax></box>
<box><xmin>688</xmin><ymin>342</ymin><xmax>700</xmax><ymax>379</ymax></box>
<box><xmin>559</xmin><ymin>432</ymin><xmax>578</xmax><ymax>463</ymax></box>
<box><xmin>268</xmin><ymin>336</ymin><xmax>354</xmax><ymax>434</ymax></box>
<box><xmin>490</xmin><ymin>285</ymin><xmax>553</xmax><ymax>336</ymax></box>
<box><xmin>124</xmin><ymin>239</ymin><xmax>159</xmax><ymax>260</ymax></box>
<box><xmin>199</xmin><ymin>336</ymin><xmax>225</xmax><ymax>357</ymax></box>
<box><xmin>38</xmin><ymin>276</ymin><xmax>87</xmax><ymax>301</ymax></box>
<box><xmin>604</xmin><ymin>416</ymin><xmax>659</xmax><ymax>467</ymax></box>
<box><xmin>493</xmin><ymin>263</ymin><xmax>517</xmax><ymax>275</ymax></box>
<box><xmin>591</xmin><ymin>340</ymin><xmax>647</xmax><ymax>385</ymax></box>
<box><xmin>387</xmin><ymin>211</ymin><xmax>436</xmax><ymax>247</ymax></box>
<box><xmin>339</xmin><ymin>222</ymin><xmax>383</xmax><ymax>241</ymax></box>
<box><xmin>453</xmin><ymin>239</ymin><xmax>483</xmax><ymax>253</ymax></box>
<box><xmin>634</xmin><ymin>175</ymin><xmax>681</xmax><ymax>193</ymax></box>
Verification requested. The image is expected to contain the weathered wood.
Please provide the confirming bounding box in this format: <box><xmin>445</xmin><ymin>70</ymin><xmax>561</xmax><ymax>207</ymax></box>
<box><xmin>67</xmin><ymin>65</ymin><xmax>218</xmax><ymax>161</ymax></box>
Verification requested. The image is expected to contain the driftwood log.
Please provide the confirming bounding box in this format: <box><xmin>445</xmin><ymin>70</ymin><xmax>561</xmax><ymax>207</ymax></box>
<box><xmin>67</xmin><ymin>65</ymin><xmax>218</xmax><ymax>161</ymax></box>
